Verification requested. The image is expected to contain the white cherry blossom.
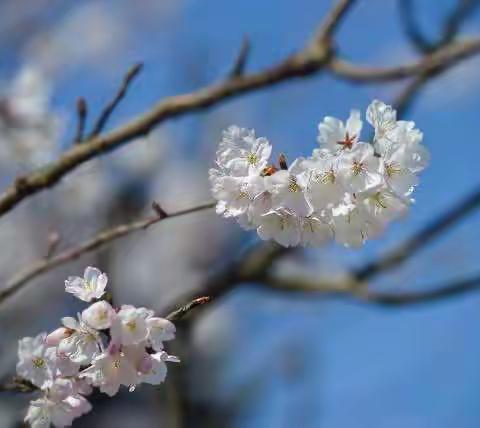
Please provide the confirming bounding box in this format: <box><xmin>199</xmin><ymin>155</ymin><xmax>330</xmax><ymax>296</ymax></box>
<box><xmin>17</xmin><ymin>333</ymin><xmax>54</xmax><ymax>389</ymax></box>
<box><xmin>64</xmin><ymin>266</ymin><xmax>108</xmax><ymax>302</ymax></box>
<box><xmin>25</xmin><ymin>379</ymin><xmax>91</xmax><ymax>428</ymax></box>
<box><xmin>81</xmin><ymin>300</ymin><xmax>116</xmax><ymax>330</ymax></box>
<box><xmin>57</xmin><ymin>314</ymin><xmax>102</xmax><ymax>365</ymax></box>
<box><xmin>300</xmin><ymin>216</ymin><xmax>333</xmax><ymax>246</ymax></box>
<box><xmin>141</xmin><ymin>352</ymin><xmax>180</xmax><ymax>385</ymax></box>
<box><xmin>317</xmin><ymin>109</ymin><xmax>363</xmax><ymax>153</ymax></box>
<box><xmin>367</xmin><ymin>99</ymin><xmax>397</xmax><ymax>145</ymax></box>
<box><xmin>147</xmin><ymin>317</ymin><xmax>176</xmax><ymax>351</ymax></box>
<box><xmin>211</xmin><ymin>174</ymin><xmax>266</xmax><ymax>218</ymax></box>
<box><xmin>211</xmin><ymin>99</ymin><xmax>429</xmax><ymax>248</ymax></box>
<box><xmin>216</xmin><ymin>125</ymin><xmax>272</xmax><ymax>176</ymax></box>
<box><xmin>257</xmin><ymin>209</ymin><xmax>302</xmax><ymax>247</ymax></box>
<box><xmin>363</xmin><ymin>187</ymin><xmax>410</xmax><ymax>220</ymax></box>
<box><xmin>110</xmin><ymin>305</ymin><xmax>153</xmax><ymax>346</ymax></box>
<box><xmin>338</xmin><ymin>143</ymin><xmax>382</xmax><ymax>194</ymax></box>
<box><xmin>80</xmin><ymin>344</ymin><xmax>139</xmax><ymax>397</ymax></box>
<box><xmin>17</xmin><ymin>266</ymin><xmax>180</xmax><ymax>427</ymax></box>
<box><xmin>306</xmin><ymin>156</ymin><xmax>346</xmax><ymax>210</ymax></box>
<box><xmin>266</xmin><ymin>160</ymin><xmax>312</xmax><ymax>217</ymax></box>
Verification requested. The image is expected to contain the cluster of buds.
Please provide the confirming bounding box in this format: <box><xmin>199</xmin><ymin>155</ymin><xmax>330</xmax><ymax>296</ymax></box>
<box><xmin>209</xmin><ymin>100</ymin><xmax>429</xmax><ymax>247</ymax></box>
<box><xmin>16</xmin><ymin>267</ymin><xmax>178</xmax><ymax>427</ymax></box>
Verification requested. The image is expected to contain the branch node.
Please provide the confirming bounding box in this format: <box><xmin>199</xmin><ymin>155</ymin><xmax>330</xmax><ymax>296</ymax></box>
<box><xmin>152</xmin><ymin>201</ymin><xmax>168</xmax><ymax>219</ymax></box>
<box><xmin>45</xmin><ymin>231</ymin><xmax>61</xmax><ymax>259</ymax></box>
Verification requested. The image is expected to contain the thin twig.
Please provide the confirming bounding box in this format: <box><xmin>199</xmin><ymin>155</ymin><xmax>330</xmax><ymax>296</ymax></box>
<box><xmin>393</xmin><ymin>74</ymin><xmax>430</xmax><ymax>118</ymax></box>
<box><xmin>0</xmin><ymin>376</ymin><xmax>36</xmax><ymax>393</ymax></box>
<box><xmin>166</xmin><ymin>296</ymin><xmax>211</xmax><ymax>321</ymax></box>
<box><xmin>398</xmin><ymin>0</ymin><xmax>480</xmax><ymax>53</ymax></box>
<box><xmin>1</xmin><ymin>295</ymin><xmax>212</xmax><ymax>394</ymax></box>
<box><xmin>313</xmin><ymin>0</ymin><xmax>358</xmax><ymax>44</ymax></box>
<box><xmin>394</xmin><ymin>0</ymin><xmax>480</xmax><ymax>116</ymax></box>
<box><xmin>0</xmin><ymin>201</ymin><xmax>216</xmax><ymax>305</ymax></box>
<box><xmin>1</xmin><ymin>7</ymin><xmax>479</xmax><ymax>217</ymax></box>
<box><xmin>229</xmin><ymin>36</ymin><xmax>251</xmax><ymax>78</ymax></box>
<box><xmin>74</xmin><ymin>97</ymin><xmax>88</xmax><ymax>143</ymax></box>
<box><xmin>45</xmin><ymin>231</ymin><xmax>61</xmax><ymax>260</ymax></box>
<box><xmin>88</xmin><ymin>62</ymin><xmax>144</xmax><ymax>138</ymax></box>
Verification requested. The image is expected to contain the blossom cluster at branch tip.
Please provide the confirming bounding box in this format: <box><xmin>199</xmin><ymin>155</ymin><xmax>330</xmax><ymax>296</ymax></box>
<box><xmin>16</xmin><ymin>266</ymin><xmax>178</xmax><ymax>428</ymax></box>
<box><xmin>209</xmin><ymin>100</ymin><xmax>429</xmax><ymax>247</ymax></box>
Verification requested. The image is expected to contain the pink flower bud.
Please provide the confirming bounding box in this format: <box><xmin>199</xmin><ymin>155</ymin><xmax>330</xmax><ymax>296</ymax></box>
<box><xmin>46</xmin><ymin>327</ymin><xmax>70</xmax><ymax>346</ymax></box>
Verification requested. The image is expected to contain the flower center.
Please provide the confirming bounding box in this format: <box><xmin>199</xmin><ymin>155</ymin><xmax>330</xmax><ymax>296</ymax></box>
<box><xmin>336</xmin><ymin>132</ymin><xmax>356</xmax><ymax>150</ymax></box>
<box><xmin>246</xmin><ymin>152</ymin><xmax>258</xmax><ymax>166</ymax></box>
<box><xmin>371</xmin><ymin>192</ymin><xmax>387</xmax><ymax>209</ymax></box>
<box><xmin>319</xmin><ymin>169</ymin><xmax>335</xmax><ymax>184</ymax></box>
<box><xmin>32</xmin><ymin>357</ymin><xmax>45</xmax><ymax>369</ymax></box>
<box><xmin>352</xmin><ymin>161</ymin><xmax>364</xmax><ymax>176</ymax></box>
<box><xmin>126</xmin><ymin>320</ymin><xmax>137</xmax><ymax>332</ymax></box>
<box><xmin>288</xmin><ymin>177</ymin><xmax>301</xmax><ymax>192</ymax></box>
<box><xmin>385</xmin><ymin>162</ymin><xmax>401</xmax><ymax>177</ymax></box>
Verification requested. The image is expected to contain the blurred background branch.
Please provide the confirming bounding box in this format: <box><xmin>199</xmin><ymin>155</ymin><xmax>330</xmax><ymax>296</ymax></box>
<box><xmin>0</xmin><ymin>0</ymin><xmax>479</xmax><ymax>426</ymax></box>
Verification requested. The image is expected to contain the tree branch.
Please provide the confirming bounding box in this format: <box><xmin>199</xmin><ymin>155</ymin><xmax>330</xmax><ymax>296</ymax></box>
<box><xmin>1</xmin><ymin>3</ymin><xmax>479</xmax><ymax>218</ymax></box>
<box><xmin>312</xmin><ymin>0</ymin><xmax>358</xmax><ymax>44</ymax></box>
<box><xmin>398</xmin><ymin>0</ymin><xmax>480</xmax><ymax>53</ymax></box>
<box><xmin>353</xmin><ymin>186</ymin><xmax>480</xmax><ymax>281</ymax></box>
<box><xmin>260</xmin><ymin>272</ymin><xmax>480</xmax><ymax>306</ymax></box>
<box><xmin>0</xmin><ymin>201</ymin><xmax>216</xmax><ymax>305</ymax></box>
<box><xmin>166</xmin><ymin>296</ymin><xmax>211</xmax><ymax>322</ymax></box>
<box><xmin>74</xmin><ymin>97</ymin><xmax>88</xmax><ymax>144</ymax></box>
<box><xmin>328</xmin><ymin>38</ymin><xmax>480</xmax><ymax>82</ymax></box>
<box><xmin>88</xmin><ymin>62</ymin><xmax>144</xmax><ymax>138</ymax></box>
<box><xmin>228</xmin><ymin>36</ymin><xmax>251</xmax><ymax>78</ymax></box>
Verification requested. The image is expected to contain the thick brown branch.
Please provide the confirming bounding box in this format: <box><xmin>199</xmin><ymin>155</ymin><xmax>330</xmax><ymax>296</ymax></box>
<box><xmin>1</xmin><ymin>8</ymin><xmax>479</xmax><ymax>217</ymax></box>
<box><xmin>328</xmin><ymin>38</ymin><xmax>480</xmax><ymax>82</ymax></box>
<box><xmin>0</xmin><ymin>201</ymin><xmax>216</xmax><ymax>305</ymax></box>
<box><xmin>160</xmin><ymin>242</ymin><xmax>291</xmax><ymax>316</ymax></box>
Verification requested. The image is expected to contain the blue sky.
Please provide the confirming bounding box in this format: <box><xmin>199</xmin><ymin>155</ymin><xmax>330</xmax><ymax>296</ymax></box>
<box><xmin>3</xmin><ymin>0</ymin><xmax>480</xmax><ymax>426</ymax></box>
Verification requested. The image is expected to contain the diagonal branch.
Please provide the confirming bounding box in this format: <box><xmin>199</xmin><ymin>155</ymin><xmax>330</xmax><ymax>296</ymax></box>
<box><xmin>398</xmin><ymin>0</ymin><xmax>480</xmax><ymax>53</ymax></box>
<box><xmin>0</xmin><ymin>201</ymin><xmax>215</xmax><ymax>305</ymax></box>
<box><xmin>328</xmin><ymin>38</ymin><xmax>480</xmax><ymax>82</ymax></box>
<box><xmin>259</xmin><ymin>272</ymin><xmax>480</xmax><ymax>306</ymax></box>
<box><xmin>88</xmin><ymin>62</ymin><xmax>144</xmax><ymax>138</ymax></box>
<box><xmin>354</xmin><ymin>186</ymin><xmax>480</xmax><ymax>281</ymax></box>
<box><xmin>1</xmin><ymin>2</ymin><xmax>479</xmax><ymax>218</ymax></box>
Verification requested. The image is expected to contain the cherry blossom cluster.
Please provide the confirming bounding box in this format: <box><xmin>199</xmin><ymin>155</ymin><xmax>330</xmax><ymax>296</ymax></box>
<box><xmin>16</xmin><ymin>267</ymin><xmax>178</xmax><ymax>427</ymax></box>
<box><xmin>209</xmin><ymin>100</ymin><xmax>429</xmax><ymax>247</ymax></box>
